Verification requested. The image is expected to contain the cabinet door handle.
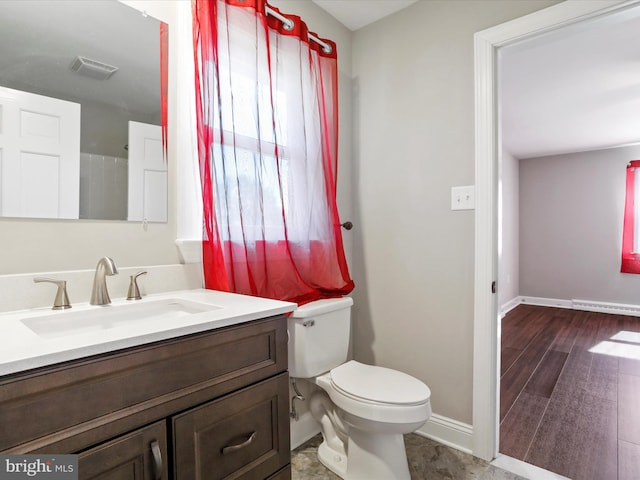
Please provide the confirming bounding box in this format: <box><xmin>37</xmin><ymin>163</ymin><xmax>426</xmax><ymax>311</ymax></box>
<box><xmin>150</xmin><ymin>440</ymin><xmax>163</xmax><ymax>480</ymax></box>
<box><xmin>221</xmin><ymin>431</ymin><xmax>257</xmax><ymax>455</ymax></box>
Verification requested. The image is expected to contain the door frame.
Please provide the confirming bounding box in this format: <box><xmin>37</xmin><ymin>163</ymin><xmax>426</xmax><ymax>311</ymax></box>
<box><xmin>472</xmin><ymin>0</ymin><xmax>640</xmax><ymax>461</ymax></box>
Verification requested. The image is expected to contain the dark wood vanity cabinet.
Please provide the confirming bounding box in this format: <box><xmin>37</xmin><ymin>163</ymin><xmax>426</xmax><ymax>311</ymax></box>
<box><xmin>0</xmin><ymin>315</ymin><xmax>291</xmax><ymax>480</ymax></box>
<box><xmin>173</xmin><ymin>375</ymin><xmax>290</xmax><ymax>480</ymax></box>
<box><xmin>78</xmin><ymin>421</ymin><xmax>169</xmax><ymax>480</ymax></box>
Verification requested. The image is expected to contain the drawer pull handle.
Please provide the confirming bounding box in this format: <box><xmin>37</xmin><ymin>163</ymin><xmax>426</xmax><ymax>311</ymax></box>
<box><xmin>150</xmin><ymin>440</ymin><xmax>163</xmax><ymax>480</ymax></box>
<box><xmin>222</xmin><ymin>431</ymin><xmax>257</xmax><ymax>455</ymax></box>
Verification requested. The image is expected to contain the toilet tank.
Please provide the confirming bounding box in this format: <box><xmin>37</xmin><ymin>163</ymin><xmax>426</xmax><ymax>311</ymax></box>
<box><xmin>288</xmin><ymin>297</ymin><xmax>354</xmax><ymax>378</ymax></box>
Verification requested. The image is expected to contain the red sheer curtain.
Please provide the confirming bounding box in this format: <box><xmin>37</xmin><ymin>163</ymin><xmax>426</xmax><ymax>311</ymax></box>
<box><xmin>160</xmin><ymin>22</ymin><xmax>169</xmax><ymax>157</ymax></box>
<box><xmin>192</xmin><ymin>0</ymin><xmax>354</xmax><ymax>304</ymax></box>
<box><xmin>621</xmin><ymin>160</ymin><xmax>640</xmax><ymax>273</ymax></box>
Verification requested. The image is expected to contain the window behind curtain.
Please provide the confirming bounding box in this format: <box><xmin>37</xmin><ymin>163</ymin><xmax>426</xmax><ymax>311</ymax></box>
<box><xmin>192</xmin><ymin>0</ymin><xmax>354</xmax><ymax>303</ymax></box>
<box><xmin>621</xmin><ymin>160</ymin><xmax>640</xmax><ymax>273</ymax></box>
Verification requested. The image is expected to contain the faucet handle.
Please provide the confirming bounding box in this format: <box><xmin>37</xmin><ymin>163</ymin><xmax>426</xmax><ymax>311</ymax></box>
<box><xmin>127</xmin><ymin>271</ymin><xmax>148</xmax><ymax>301</ymax></box>
<box><xmin>33</xmin><ymin>277</ymin><xmax>72</xmax><ymax>310</ymax></box>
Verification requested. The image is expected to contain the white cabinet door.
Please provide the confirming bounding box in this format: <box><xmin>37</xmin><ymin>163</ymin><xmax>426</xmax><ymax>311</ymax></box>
<box><xmin>127</xmin><ymin>121</ymin><xmax>167</xmax><ymax>222</ymax></box>
<box><xmin>0</xmin><ymin>86</ymin><xmax>80</xmax><ymax>219</ymax></box>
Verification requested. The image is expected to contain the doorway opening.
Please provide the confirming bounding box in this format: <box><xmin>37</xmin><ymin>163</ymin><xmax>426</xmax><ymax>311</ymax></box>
<box><xmin>473</xmin><ymin>1</ymin><xmax>640</xmax><ymax>479</ymax></box>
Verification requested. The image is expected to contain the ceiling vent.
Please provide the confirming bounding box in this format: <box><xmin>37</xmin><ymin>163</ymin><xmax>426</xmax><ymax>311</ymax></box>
<box><xmin>70</xmin><ymin>56</ymin><xmax>118</xmax><ymax>80</ymax></box>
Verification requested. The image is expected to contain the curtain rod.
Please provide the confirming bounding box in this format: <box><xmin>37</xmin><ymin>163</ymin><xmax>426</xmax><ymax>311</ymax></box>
<box><xmin>265</xmin><ymin>5</ymin><xmax>333</xmax><ymax>54</ymax></box>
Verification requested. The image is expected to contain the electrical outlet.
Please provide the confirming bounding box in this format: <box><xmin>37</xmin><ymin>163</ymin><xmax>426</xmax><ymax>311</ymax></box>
<box><xmin>451</xmin><ymin>185</ymin><xmax>475</xmax><ymax>210</ymax></box>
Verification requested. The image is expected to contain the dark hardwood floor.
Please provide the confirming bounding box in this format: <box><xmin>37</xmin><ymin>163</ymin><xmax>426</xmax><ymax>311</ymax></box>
<box><xmin>499</xmin><ymin>304</ymin><xmax>640</xmax><ymax>480</ymax></box>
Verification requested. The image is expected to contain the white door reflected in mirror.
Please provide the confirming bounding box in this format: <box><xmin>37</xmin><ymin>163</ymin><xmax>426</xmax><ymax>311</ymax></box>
<box><xmin>0</xmin><ymin>86</ymin><xmax>80</xmax><ymax>219</ymax></box>
<box><xmin>127</xmin><ymin>121</ymin><xmax>167</xmax><ymax>223</ymax></box>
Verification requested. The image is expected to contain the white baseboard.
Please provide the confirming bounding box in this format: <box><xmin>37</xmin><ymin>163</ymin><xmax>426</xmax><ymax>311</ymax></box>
<box><xmin>415</xmin><ymin>413</ymin><xmax>473</xmax><ymax>454</ymax></box>
<box><xmin>290</xmin><ymin>411</ymin><xmax>321</xmax><ymax>450</ymax></box>
<box><xmin>500</xmin><ymin>297</ymin><xmax>521</xmax><ymax>317</ymax></box>
<box><xmin>571</xmin><ymin>298</ymin><xmax>640</xmax><ymax>316</ymax></box>
<box><xmin>502</xmin><ymin>295</ymin><xmax>640</xmax><ymax>317</ymax></box>
<box><xmin>518</xmin><ymin>296</ymin><xmax>572</xmax><ymax>309</ymax></box>
<box><xmin>290</xmin><ymin>411</ymin><xmax>473</xmax><ymax>455</ymax></box>
<box><xmin>492</xmin><ymin>455</ymin><xmax>570</xmax><ymax>480</ymax></box>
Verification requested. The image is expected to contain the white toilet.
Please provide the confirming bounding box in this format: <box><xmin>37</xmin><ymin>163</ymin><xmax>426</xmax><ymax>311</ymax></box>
<box><xmin>288</xmin><ymin>297</ymin><xmax>431</xmax><ymax>480</ymax></box>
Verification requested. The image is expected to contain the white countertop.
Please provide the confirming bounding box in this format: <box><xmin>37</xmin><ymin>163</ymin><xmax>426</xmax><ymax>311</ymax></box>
<box><xmin>0</xmin><ymin>289</ymin><xmax>296</xmax><ymax>376</ymax></box>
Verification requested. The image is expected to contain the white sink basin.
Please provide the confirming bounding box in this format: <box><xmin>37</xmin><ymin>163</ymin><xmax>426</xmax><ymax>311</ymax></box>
<box><xmin>0</xmin><ymin>288</ymin><xmax>296</xmax><ymax>376</ymax></box>
<box><xmin>21</xmin><ymin>298</ymin><xmax>221</xmax><ymax>339</ymax></box>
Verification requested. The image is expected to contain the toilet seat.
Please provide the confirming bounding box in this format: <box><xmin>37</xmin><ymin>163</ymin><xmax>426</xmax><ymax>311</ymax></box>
<box><xmin>315</xmin><ymin>360</ymin><xmax>432</xmax><ymax>425</ymax></box>
<box><xmin>330</xmin><ymin>361</ymin><xmax>431</xmax><ymax>406</ymax></box>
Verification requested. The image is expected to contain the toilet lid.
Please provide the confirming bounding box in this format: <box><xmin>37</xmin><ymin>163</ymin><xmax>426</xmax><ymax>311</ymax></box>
<box><xmin>330</xmin><ymin>361</ymin><xmax>431</xmax><ymax>406</ymax></box>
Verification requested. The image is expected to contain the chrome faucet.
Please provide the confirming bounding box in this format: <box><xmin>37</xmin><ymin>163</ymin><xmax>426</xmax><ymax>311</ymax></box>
<box><xmin>90</xmin><ymin>257</ymin><xmax>118</xmax><ymax>305</ymax></box>
<box><xmin>33</xmin><ymin>277</ymin><xmax>72</xmax><ymax>310</ymax></box>
<box><xmin>127</xmin><ymin>271</ymin><xmax>147</xmax><ymax>300</ymax></box>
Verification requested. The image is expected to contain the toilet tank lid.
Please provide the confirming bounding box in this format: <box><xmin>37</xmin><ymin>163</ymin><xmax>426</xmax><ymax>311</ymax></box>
<box><xmin>290</xmin><ymin>297</ymin><xmax>354</xmax><ymax>318</ymax></box>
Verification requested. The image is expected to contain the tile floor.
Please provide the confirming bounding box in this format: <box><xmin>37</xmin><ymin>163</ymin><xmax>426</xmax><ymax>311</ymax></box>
<box><xmin>291</xmin><ymin>434</ymin><xmax>526</xmax><ymax>480</ymax></box>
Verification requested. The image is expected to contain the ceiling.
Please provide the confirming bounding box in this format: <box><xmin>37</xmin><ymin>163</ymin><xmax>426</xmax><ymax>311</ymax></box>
<box><xmin>0</xmin><ymin>1</ymin><xmax>160</xmax><ymax>117</ymax></box>
<box><xmin>313</xmin><ymin>0</ymin><xmax>640</xmax><ymax>161</ymax></box>
<box><xmin>500</xmin><ymin>3</ymin><xmax>640</xmax><ymax>159</ymax></box>
<box><xmin>311</xmin><ymin>0</ymin><xmax>418</xmax><ymax>31</ymax></box>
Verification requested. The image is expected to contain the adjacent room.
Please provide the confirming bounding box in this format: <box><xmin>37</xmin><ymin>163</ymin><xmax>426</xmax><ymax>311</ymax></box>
<box><xmin>499</xmin><ymin>5</ymin><xmax>640</xmax><ymax>478</ymax></box>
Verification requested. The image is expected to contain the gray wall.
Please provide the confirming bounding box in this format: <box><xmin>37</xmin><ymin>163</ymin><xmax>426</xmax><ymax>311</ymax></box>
<box><xmin>81</xmin><ymin>100</ymin><xmax>160</xmax><ymax>158</ymax></box>
<box><xmin>520</xmin><ymin>144</ymin><xmax>640</xmax><ymax>305</ymax></box>
<box><xmin>350</xmin><ymin>0</ymin><xmax>559</xmax><ymax>424</ymax></box>
<box><xmin>500</xmin><ymin>148</ymin><xmax>520</xmax><ymax>308</ymax></box>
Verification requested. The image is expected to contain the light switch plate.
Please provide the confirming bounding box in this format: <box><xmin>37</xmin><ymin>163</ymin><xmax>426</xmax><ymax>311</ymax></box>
<box><xmin>451</xmin><ymin>185</ymin><xmax>475</xmax><ymax>210</ymax></box>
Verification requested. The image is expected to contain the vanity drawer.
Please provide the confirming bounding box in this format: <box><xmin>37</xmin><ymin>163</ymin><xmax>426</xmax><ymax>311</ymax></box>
<box><xmin>266</xmin><ymin>466</ymin><xmax>291</xmax><ymax>480</ymax></box>
<box><xmin>173</xmin><ymin>373</ymin><xmax>290</xmax><ymax>480</ymax></box>
<box><xmin>78</xmin><ymin>420</ymin><xmax>168</xmax><ymax>480</ymax></box>
<box><xmin>0</xmin><ymin>316</ymin><xmax>287</xmax><ymax>453</ymax></box>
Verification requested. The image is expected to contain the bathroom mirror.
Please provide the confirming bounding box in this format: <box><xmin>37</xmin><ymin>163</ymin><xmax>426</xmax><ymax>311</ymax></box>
<box><xmin>0</xmin><ymin>0</ymin><xmax>168</xmax><ymax>222</ymax></box>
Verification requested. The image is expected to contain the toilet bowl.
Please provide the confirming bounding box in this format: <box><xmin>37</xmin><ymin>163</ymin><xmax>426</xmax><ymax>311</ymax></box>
<box><xmin>288</xmin><ymin>298</ymin><xmax>432</xmax><ymax>480</ymax></box>
<box><xmin>311</xmin><ymin>360</ymin><xmax>431</xmax><ymax>479</ymax></box>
